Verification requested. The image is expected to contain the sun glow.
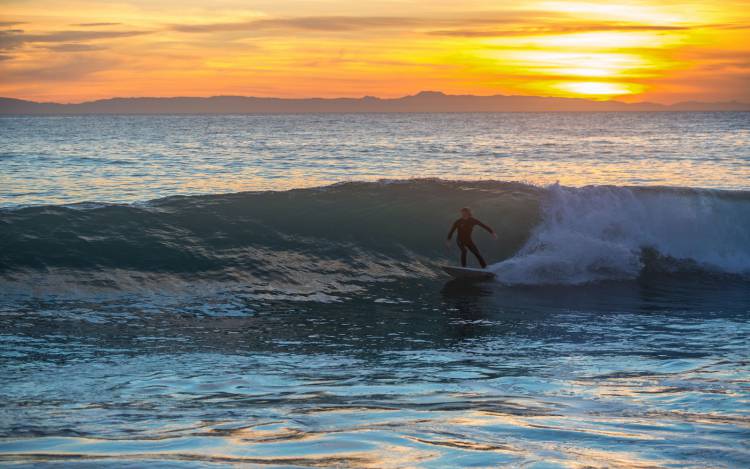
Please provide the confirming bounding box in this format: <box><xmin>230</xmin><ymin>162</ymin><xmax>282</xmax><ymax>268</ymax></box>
<box><xmin>0</xmin><ymin>0</ymin><xmax>748</xmax><ymax>103</ymax></box>
<box><xmin>555</xmin><ymin>81</ymin><xmax>645</xmax><ymax>96</ymax></box>
<box><xmin>525</xmin><ymin>31</ymin><xmax>680</xmax><ymax>50</ymax></box>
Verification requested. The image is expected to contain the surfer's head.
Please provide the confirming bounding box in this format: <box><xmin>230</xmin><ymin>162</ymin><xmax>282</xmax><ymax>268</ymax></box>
<box><xmin>460</xmin><ymin>207</ymin><xmax>472</xmax><ymax>219</ymax></box>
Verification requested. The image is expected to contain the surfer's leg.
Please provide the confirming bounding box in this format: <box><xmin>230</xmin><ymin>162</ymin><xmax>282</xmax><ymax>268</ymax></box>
<box><xmin>466</xmin><ymin>241</ymin><xmax>487</xmax><ymax>268</ymax></box>
<box><xmin>457</xmin><ymin>240</ymin><xmax>468</xmax><ymax>267</ymax></box>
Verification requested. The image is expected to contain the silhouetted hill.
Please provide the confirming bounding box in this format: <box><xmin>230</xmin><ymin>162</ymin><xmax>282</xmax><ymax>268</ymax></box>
<box><xmin>1</xmin><ymin>91</ymin><xmax>748</xmax><ymax>114</ymax></box>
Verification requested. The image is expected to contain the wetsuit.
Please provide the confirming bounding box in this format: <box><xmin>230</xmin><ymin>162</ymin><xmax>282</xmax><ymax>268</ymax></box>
<box><xmin>447</xmin><ymin>217</ymin><xmax>493</xmax><ymax>268</ymax></box>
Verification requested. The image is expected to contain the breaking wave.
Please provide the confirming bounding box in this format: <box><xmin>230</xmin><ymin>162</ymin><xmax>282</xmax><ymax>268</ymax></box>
<box><xmin>491</xmin><ymin>184</ymin><xmax>750</xmax><ymax>284</ymax></box>
<box><xmin>1</xmin><ymin>179</ymin><xmax>748</xmax><ymax>296</ymax></box>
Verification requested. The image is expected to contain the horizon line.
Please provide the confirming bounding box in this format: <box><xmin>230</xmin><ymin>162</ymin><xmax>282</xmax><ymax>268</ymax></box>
<box><xmin>4</xmin><ymin>91</ymin><xmax>750</xmax><ymax>107</ymax></box>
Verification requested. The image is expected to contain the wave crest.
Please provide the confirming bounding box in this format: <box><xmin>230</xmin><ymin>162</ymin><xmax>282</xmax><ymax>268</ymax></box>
<box><xmin>1</xmin><ymin>180</ymin><xmax>748</xmax><ymax>292</ymax></box>
<box><xmin>493</xmin><ymin>184</ymin><xmax>750</xmax><ymax>284</ymax></box>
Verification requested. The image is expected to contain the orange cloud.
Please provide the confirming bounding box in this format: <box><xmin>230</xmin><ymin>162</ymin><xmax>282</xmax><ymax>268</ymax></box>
<box><xmin>0</xmin><ymin>0</ymin><xmax>748</xmax><ymax>103</ymax></box>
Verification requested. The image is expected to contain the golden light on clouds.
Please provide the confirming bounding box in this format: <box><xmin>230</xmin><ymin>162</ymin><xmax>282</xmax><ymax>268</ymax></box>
<box><xmin>0</xmin><ymin>0</ymin><xmax>748</xmax><ymax>103</ymax></box>
<box><xmin>556</xmin><ymin>81</ymin><xmax>646</xmax><ymax>96</ymax></box>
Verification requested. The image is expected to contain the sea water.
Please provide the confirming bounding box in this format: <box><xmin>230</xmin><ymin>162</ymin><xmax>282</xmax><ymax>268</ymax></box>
<box><xmin>1</xmin><ymin>112</ymin><xmax>749</xmax><ymax>467</ymax></box>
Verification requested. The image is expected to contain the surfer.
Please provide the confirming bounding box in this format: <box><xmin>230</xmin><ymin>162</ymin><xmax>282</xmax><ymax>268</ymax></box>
<box><xmin>446</xmin><ymin>207</ymin><xmax>497</xmax><ymax>268</ymax></box>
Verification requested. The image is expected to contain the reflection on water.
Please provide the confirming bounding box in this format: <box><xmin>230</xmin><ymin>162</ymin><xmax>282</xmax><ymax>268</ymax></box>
<box><xmin>1</xmin><ymin>112</ymin><xmax>749</xmax><ymax>206</ymax></box>
<box><xmin>2</xmin><ymin>109</ymin><xmax>749</xmax><ymax>467</ymax></box>
<box><xmin>1</xmin><ymin>276</ymin><xmax>748</xmax><ymax>467</ymax></box>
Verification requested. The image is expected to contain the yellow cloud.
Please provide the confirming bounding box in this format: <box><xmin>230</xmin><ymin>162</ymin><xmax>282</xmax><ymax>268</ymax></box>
<box><xmin>0</xmin><ymin>0</ymin><xmax>748</xmax><ymax>103</ymax></box>
<box><xmin>555</xmin><ymin>81</ymin><xmax>645</xmax><ymax>96</ymax></box>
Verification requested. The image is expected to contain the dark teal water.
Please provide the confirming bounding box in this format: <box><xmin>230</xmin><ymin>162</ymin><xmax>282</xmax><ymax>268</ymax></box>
<box><xmin>1</xmin><ymin>114</ymin><xmax>749</xmax><ymax>467</ymax></box>
<box><xmin>2</xmin><ymin>276</ymin><xmax>749</xmax><ymax>467</ymax></box>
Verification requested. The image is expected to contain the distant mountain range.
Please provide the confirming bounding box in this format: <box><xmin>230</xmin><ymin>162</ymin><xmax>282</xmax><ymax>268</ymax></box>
<box><xmin>2</xmin><ymin>91</ymin><xmax>749</xmax><ymax>114</ymax></box>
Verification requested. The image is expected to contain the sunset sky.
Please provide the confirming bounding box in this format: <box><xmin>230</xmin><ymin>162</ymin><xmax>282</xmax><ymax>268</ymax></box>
<box><xmin>1</xmin><ymin>0</ymin><xmax>749</xmax><ymax>103</ymax></box>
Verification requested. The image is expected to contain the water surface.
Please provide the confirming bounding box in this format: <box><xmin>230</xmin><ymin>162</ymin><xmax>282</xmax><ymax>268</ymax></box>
<box><xmin>1</xmin><ymin>113</ymin><xmax>749</xmax><ymax>467</ymax></box>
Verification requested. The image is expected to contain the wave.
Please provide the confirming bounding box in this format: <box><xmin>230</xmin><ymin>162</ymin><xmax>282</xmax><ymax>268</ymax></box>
<box><xmin>491</xmin><ymin>184</ymin><xmax>750</xmax><ymax>284</ymax></box>
<box><xmin>1</xmin><ymin>180</ymin><xmax>748</xmax><ymax>295</ymax></box>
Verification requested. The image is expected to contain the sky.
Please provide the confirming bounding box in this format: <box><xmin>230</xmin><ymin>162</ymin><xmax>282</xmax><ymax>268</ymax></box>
<box><xmin>1</xmin><ymin>0</ymin><xmax>749</xmax><ymax>103</ymax></box>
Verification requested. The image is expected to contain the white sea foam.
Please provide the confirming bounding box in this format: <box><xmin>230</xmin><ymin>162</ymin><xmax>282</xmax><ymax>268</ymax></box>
<box><xmin>491</xmin><ymin>184</ymin><xmax>750</xmax><ymax>284</ymax></box>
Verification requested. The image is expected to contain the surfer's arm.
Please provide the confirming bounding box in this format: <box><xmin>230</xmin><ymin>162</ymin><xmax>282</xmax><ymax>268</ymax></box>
<box><xmin>475</xmin><ymin>219</ymin><xmax>498</xmax><ymax>238</ymax></box>
<box><xmin>475</xmin><ymin>219</ymin><xmax>494</xmax><ymax>234</ymax></box>
<box><xmin>447</xmin><ymin>221</ymin><xmax>458</xmax><ymax>240</ymax></box>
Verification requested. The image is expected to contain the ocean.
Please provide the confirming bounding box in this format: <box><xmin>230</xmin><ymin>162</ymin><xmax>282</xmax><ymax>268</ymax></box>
<box><xmin>1</xmin><ymin>112</ymin><xmax>749</xmax><ymax>467</ymax></box>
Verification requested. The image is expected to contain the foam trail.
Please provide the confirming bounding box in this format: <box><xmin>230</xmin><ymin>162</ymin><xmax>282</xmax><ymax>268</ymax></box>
<box><xmin>491</xmin><ymin>184</ymin><xmax>750</xmax><ymax>285</ymax></box>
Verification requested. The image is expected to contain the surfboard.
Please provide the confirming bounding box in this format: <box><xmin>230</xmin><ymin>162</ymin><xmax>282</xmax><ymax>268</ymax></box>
<box><xmin>442</xmin><ymin>265</ymin><xmax>495</xmax><ymax>280</ymax></box>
